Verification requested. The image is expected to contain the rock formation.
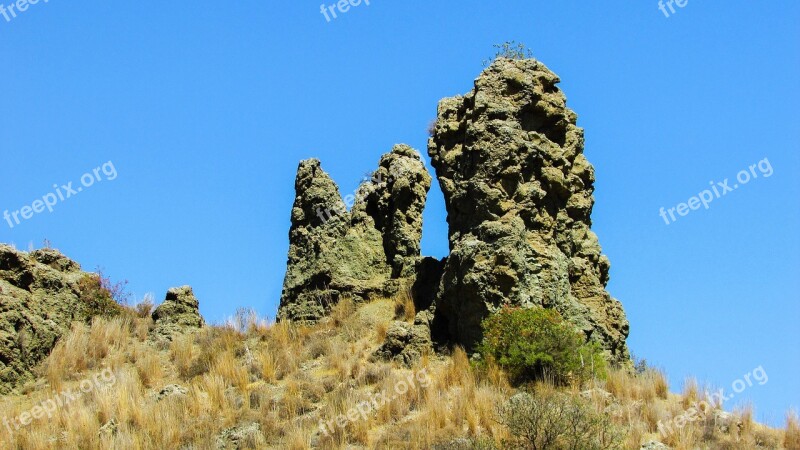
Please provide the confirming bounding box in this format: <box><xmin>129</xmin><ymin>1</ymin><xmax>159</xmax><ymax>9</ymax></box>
<box><xmin>278</xmin><ymin>144</ymin><xmax>432</xmax><ymax>322</ymax></box>
<box><xmin>428</xmin><ymin>58</ymin><xmax>629</xmax><ymax>362</ymax></box>
<box><xmin>279</xmin><ymin>57</ymin><xmax>630</xmax><ymax>364</ymax></box>
<box><xmin>151</xmin><ymin>286</ymin><xmax>205</xmax><ymax>342</ymax></box>
<box><xmin>0</xmin><ymin>245</ymin><xmax>121</xmax><ymax>394</ymax></box>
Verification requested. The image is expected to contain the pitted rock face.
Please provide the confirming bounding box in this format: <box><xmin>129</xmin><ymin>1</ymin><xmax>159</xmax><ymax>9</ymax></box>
<box><xmin>150</xmin><ymin>286</ymin><xmax>205</xmax><ymax>343</ymax></box>
<box><xmin>428</xmin><ymin>58</ymin><xmax>630</xmax><ymax>363</ymax></box>
<box><xmin>278</xmin><ymin>145</ymin><xmax>431</xmax><ymax>323</ymax></box>
<box><xmin>352</xmin><ymin>144</ymin><xmax>433</xmax><ymax>278</ymax></box>
<box><xmin>0</xmin><ymin>246</ymin><xmax>119</xmax><ymax>394</ymax></box>
<box><xmin>152</xmin><ymin>286</ymin><xmax>204</xmax><ymax>328</ymax></box>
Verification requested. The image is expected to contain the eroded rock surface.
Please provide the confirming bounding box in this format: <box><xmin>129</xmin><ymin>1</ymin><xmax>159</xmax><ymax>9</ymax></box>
<box><xmin>427</xmin><ymin>58</ymin><xmax>630</xmax><ymax>362</ymax></box>
<box><xmin>0</xmin><ymin>245</ymin><xmax>120</xmax><ymax>394</ymax></box>
<box><xmin>373</xmin><ymin>311</ymin><xmax>435</xmax><ymax>366</ymax></box>
<box><xmin>278</xmin><ymin>145</ymin><xmax>431</xmax><ymax>322</ymax></box>
<box><xmin>151</xmin><ymin>286</ymin><xmax>205</xmax><ymax>342</ymax></box>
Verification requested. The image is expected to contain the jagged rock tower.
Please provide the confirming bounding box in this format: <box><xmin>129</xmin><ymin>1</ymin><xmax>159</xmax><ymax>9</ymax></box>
<box><xmin>278</xmin><ymin>145</ymin><xmax>432</xmax><ymax>322</ymax></box>
<box><xmin>428</xmin><ymin>58</ymin><xmax>629</xmax><ymax>362</ymax></box>
<box><xmin>278</xmin><ymin>58</ymin><xmax>630</xmax><ymax>364</ymax></box>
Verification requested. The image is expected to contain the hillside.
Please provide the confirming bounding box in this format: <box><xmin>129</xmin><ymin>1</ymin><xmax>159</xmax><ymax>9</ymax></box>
<box><xmin>0</xmin><ymin>286</ymin><xmax>796</xmax><ymax>449</ymax></box>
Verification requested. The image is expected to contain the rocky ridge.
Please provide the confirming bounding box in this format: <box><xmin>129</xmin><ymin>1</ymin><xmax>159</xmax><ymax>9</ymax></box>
<box><xmin>0</xmin><ymin>244</ymin><xmax>204</xmax><ymax>394</ymax></box>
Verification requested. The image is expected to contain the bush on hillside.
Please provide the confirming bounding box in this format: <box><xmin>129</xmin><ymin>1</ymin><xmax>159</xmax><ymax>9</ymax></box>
<box><xmin>499</xmin><ymin>387</ymin><xmax>623</xmax><ymax>450</ymax></box>
<box><xmin>76</xmin><ymin>272</ymin><xmax>125</xmax><ymax>318</ymax></box>
<box><xmin>478</xmin><ymin>306</ymin><xmax>606</xmax><ymax>386</ymax></box>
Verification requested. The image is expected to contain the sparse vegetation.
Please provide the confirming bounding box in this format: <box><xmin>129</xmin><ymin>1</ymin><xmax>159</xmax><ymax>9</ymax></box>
<box><xmin>75</xmin><ymin>273</ymin><xmax>124</xmax><ymax>318</ymax></box>
<box><xmin>483</xmin><ymin>41</ymin><xmax>535</xmax><ymax>66</ymax></box>
<box><xmin>393</xmin><ymin>284</ymin><xmax>416</xmax><ymax>322</ymax></box>
<box><xmin>787</xmin><ymin>411</ymin><xmax>800</xmax><ymax>450</ymax></box>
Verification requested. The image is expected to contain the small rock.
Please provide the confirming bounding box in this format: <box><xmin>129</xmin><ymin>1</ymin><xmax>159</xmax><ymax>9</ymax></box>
<box><xmin>156</xmin><ymin>384</ymin><xmax>189</xmax><ymax>401</ymax></box>
<box><xmin>215</xmin><ymin>423</ymin><xmax>265</xmax><ymax>449</ymax></box>
<box><xmin>640</xmin><ymin>441</ymin><xmax>670</xmax><ymax>450</ymax></box>
<box><xmin>98</xmin><ymin>418</ymin><xmax>118</xmax><ymax>437</ymax></box>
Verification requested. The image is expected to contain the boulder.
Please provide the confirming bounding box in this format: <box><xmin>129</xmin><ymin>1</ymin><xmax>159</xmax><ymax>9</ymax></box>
<box><xmin>151</xmin><ymin>286</ymin><xmax>204</xmax><ymax>341</ymax></box>
<box><xmin>373</xmin><ymin>312</ymin><xmax>434</xmax><ymax>366</ymax></box>
<box><xmin>215</xmin><ymin>423</ymin><xmax>265</xmax><ymax>449</ymax></box>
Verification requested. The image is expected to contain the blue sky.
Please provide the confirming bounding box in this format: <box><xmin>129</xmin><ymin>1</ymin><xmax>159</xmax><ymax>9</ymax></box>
<box><xmin>1</xmin><ymin>1</ymin><xmax>798</xmax><ymax>425</ymax></box>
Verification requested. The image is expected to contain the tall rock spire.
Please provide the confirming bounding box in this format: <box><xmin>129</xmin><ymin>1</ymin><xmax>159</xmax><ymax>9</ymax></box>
<box><xmin>428</xmin><ymin>58</ymin><xmax>630</xmax><ymax>362</ymax></box>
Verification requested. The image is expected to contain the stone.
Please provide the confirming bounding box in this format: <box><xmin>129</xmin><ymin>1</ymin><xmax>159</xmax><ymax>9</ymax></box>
<box><xmin>214</xmin><ymin>423</ymin><xmax>265</xmax><ymax>449</ymax></box>
<box><xmin>352</xmin><ymin>144</ymin><xmax>433</xmax><ymax>278</ymax></box>
<box><xmin>713</xmin><ymin>410</ymin><xmax>743</xmax><ymax>435</ymax></box>
<box><xmin>640</xmin><ymin>441</ymin><xmax>671</xmax><ymax>450</ymax></box>
<box><xmin>427</xmin><ymin>57</ymin><xmax>630</xmax><ymax>363</ymax></box>
<box><xmin>98</xmin><ymin>418</ymin><xmax>119</xmax><ymax>437</ymax></box>
<box><xmin>373</xmin><ymin>312</ymin><xmax>434</xmax><ymax>366</ymax></box>
<box><xmin>151</xmin><ymin>286</ymin><xmax>204</xmax><ymax>342</ymax></box>
<box><xmin>156</xmin><ymin>384</ymin><xmax>189</xmax><ymax>401</ymax></box>
<box><xmin>0</xmin><ymin>245</ymin><xmax>121</xmax><ymax>394</ymax></box>
<box><xmin>278</xmin><ymin>145</ymin><xmax>431</xmax><ymax>322</ymax></box>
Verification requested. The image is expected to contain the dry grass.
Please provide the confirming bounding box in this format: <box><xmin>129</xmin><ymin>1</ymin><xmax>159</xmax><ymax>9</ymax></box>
<box><xmin>394</xmin><ymin>285</ymin><xmax>416</xmax><ymax>322</ymax></box>
<box><xmin>787</xmin><ymin>411</ymin><xmax>800</xmax><ymax>450</ymax></box>
<box><xmin>0</xmin><ymin>299</ymin><xmax>793</xmax><ymax>450</ymax></box>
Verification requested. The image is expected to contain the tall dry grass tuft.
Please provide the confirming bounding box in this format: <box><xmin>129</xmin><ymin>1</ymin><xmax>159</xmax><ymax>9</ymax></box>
<box><xmin>786</xmin><ymin>410</ymin><xmax>800</xmax><ymax>450</ymax></box>
<box><xmin>442</xmin><ymin>347</ymin><xmax>473</xmax><ymax>389</ymax></box>
<box><xmin>170</xmin><ymin>333</ymin><xmax>195</xmax><ymax>379</ymax></box>
<box><xmin>394</xmin><ymin>285</ymin><xmax>416</xmax><ymax>322</ymax></box>
<box><xmin>681</xmin><ymin>377</ymin><xmax>699</xmax><ymax>409</ymax></box>
<box><xmin>135</xmin><ymin>351</ymin><xmax>163</xmax><ymax>388</ymax></box>
<box><xmin>211</xmin><ymin>350</ymin><xmax>250</xmax><ymax>391</ymax></box>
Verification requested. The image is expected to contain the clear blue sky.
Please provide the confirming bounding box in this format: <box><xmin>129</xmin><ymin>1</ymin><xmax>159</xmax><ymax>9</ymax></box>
<box><xmin>1</xmin><ymin>1</ymin><xmax>798</xmax><ymax>426</ymax></box>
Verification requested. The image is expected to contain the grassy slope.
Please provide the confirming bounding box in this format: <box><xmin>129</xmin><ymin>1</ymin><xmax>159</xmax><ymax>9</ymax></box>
<box><xmin>0</xmin><ymin>297</ymin><xmax>796</xmax><ymax>449</ymax></box>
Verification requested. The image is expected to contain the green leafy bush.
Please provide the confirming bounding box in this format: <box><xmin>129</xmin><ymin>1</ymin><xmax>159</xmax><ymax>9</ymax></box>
<box><xmin>478</xmin><ymin>306</ymin><xmax>606</xmax><ymax>386</ymax></box>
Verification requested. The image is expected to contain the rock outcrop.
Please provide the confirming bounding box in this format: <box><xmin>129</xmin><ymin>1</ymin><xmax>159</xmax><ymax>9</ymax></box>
<box><xmin>278</xmin><ymin>57</ymin><xmax>630</xmax><ymax>365</ymax></box>
<box><xmin>151</xmin><ymin>286</ymin><xmax>205</xmax><ymax>342</ymax></box>
<box><xmin>278</xmin><ymin>144</ymin><xmax>431</xmax><ymax>322</ymax></box>
<box><xmin>0</xmin><ymin>245</ymin><xmax>120</xmax><ymax>394</ymax></box>
<box><xmin>428</xmin><ymin>58</ymin><xmax>629</xmax><ymax>362</ymax></box>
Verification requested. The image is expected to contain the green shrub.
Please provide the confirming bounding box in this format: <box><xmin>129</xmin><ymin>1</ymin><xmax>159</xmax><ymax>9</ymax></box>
<box><xmin>478</xmin><ymin>306</ymin><xmax>607</xmax><ymax>386</ymax></box>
